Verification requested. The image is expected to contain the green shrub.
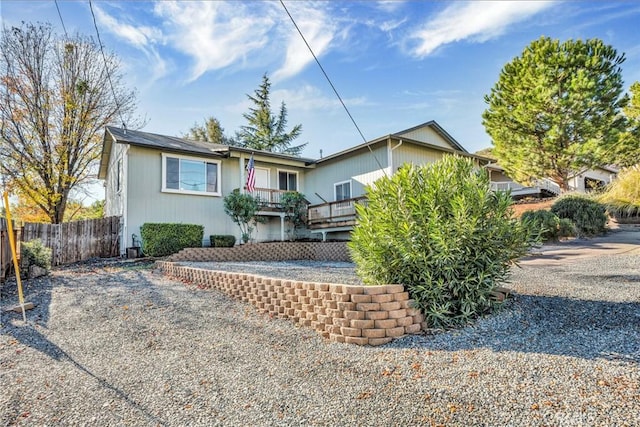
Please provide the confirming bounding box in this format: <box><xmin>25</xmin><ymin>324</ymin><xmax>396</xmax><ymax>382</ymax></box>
<box><xmin>558</xmin><ymin>218</ymin><xmax>575</xmax><ymax>237</ymax></box>
<box><xmin>280</xmin><ymin>192</ymin><xmax>308</xmax><ymax>240</ymax></box>
<box><xmin>349</xmin><ymin>156</ymin><xmax>536</xmax><ymax>329</ymax></box>
<box><xmin>551</xmin><ymin>194</ymin><xmax>607</xmax><ymax>236</ymax></box>
<box><xmin>21</xmin><ymin>238</ymin><xmax>52</xmax><ymax>271</ymax></box>
<box><xmin>223</xmin><ymin>189</ymin><xmax>264</xmax><ymax>243</ymax></box>
<box><xmin>521</xmin><ymin>210</ymin><xmax>574</xmax><ymax>241</ymax></box>
<box><xmin>140</xmin><ymin>223</ymin><xmax>204</xmax><ymax>257</ymax></box>
<box><xmin>210</xmin><ymin>235</ymin><xmax>236</xmax><ymax>247</ymax></box>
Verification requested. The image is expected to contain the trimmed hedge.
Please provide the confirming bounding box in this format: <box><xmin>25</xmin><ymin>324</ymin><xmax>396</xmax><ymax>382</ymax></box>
<box><xmin>140</xmin><ymin>223</ymin><xmax>204</xmax><ymax>257</ymax></box>
<box><xmin>210</xmin><ymin>235</ymin><xmax>236</xmax><ymax>247</ymax></box>
<box><xmin>551</xmin><ymin>195</ymin><xmax>607</xmax><ymax>236</ymax></box>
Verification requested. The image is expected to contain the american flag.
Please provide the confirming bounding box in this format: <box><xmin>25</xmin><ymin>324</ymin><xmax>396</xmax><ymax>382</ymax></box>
<box><xmin>246</xmin><ymin>154</ymin><xmax>255</xmax><ymax>192</ymax></box>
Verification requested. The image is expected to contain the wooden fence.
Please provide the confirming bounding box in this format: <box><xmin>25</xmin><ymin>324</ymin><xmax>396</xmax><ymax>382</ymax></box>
<box><xmin>1</xmin><ymin>216</ymin><xmax>121</xmax><ymax>279</ymax></box>
<box><xmin>0</xmin><ymin>218</ymin><xmax>17</xmax><ymax>281</ymax></box>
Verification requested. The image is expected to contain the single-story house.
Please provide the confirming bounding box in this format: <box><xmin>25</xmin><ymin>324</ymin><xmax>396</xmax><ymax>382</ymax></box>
<box><xmin>98</xmin><ymin>121</ymin><xmax>489</xmax><ymax>253</ymax></box>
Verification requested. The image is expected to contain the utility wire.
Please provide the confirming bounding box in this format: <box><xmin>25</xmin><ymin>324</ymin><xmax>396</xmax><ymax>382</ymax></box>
<box><xmin>54</xmin><ymin>0</ymin><xmax>68</xmax><ymax>37</ymax></box>
<box><xmin>279</xmin><ymin>0</ymin><xmax>387</xmax><ymax>175</ymax></box>
<box><xmin>88</xmin><ymin>0</ymin><xmax>126</xmax><ymax>130</ymax></box>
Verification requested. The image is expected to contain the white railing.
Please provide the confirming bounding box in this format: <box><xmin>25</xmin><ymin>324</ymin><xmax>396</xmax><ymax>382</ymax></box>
<box><xmin>490</xmin><ymin>179</ymin><xmax>561</xmax><ymax>196</ymax></box>
<box><xmin>490</xmin><ymin>182</ymin><xmax>525</xmax><ymax>192</ymax></box>
<box><xmin>533</xmin><ymin>178</ymin><xmax>561</xmax><ymax>195</ymax></box>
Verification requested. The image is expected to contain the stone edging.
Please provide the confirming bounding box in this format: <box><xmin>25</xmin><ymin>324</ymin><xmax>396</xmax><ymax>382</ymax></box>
<box><xmin>156</xmin><ymin>261</ymin><xmax>423</xmax><ymax>346</ymax></box>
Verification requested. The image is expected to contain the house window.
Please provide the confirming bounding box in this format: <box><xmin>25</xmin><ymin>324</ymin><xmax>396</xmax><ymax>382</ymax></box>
<box><xmin>584</xmin><ymin>177</ymin><xmax>605</xmax><ymax>192</ymax></box>
<box><xmin>162</xmin><ymin>153</ymin><xmax>221</xmax><ymax>196</ymax></box>
<box><xmin>335</xmin><ymin>180</ymin><xmax>351</xmax><ymax>201</ymax></box>
<box><xmin>278</xmin><ymin>170</ymin><xmax>298</xmax><ymax>191</ymax></box>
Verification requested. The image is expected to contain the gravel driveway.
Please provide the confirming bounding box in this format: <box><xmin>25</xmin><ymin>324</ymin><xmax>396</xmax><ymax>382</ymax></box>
<box><xmin>1</xmin><ymin>231</ymin><xmax>639</xmax><ymax>426</ymax></box>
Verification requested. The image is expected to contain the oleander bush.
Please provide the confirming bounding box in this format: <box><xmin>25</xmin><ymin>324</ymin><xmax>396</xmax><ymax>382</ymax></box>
<box><xmin>349</xmin><ymin>156</ymin><xmax>536</xmax><ymax>328</ymax></box>
<box><xmin>210</xmin><ymin>235</ymin><xmax>236</xmax><ymax>247</ymax></box>
<box><xmin>140</xmin><ymin>223</ymin><xmax>204</xmax><ymax>257</ymax></box>
<box><xmin>551</xmin><ymin>194</ymin><xmax>607</xmax><ymax>236</ymax></box>
<box><xmin>521</xmin><ymin>210</ymin><xmax>575</xmax><ymax>241</ymax></box>
<box><xmin>21</xmin><ymin>238</ymin><xmax>52</xmax><ymax>271</ymax></box>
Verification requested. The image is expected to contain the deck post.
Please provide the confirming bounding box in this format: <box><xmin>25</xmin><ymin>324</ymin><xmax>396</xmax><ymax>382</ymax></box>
<box><xmin>280</xmin><ymin>212</ymin><xmax>285</xmax><ymax>241</ymax></box>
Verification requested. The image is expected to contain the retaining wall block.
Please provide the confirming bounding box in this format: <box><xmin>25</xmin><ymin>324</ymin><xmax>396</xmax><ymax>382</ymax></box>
<box><xmin>155</xmin><ymin>258</ymin><xmax>424</xmax><ymax>346</ymax></box>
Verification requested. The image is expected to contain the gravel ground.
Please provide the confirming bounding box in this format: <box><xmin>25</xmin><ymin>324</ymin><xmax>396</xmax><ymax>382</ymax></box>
<box><xmin>1</xmin><ymin>233</ymin><xmax>639</xmax><ymax>426</ymax></box>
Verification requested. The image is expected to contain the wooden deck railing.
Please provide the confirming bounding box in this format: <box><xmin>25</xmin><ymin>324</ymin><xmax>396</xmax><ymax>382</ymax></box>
<box><xmin>308</xmin><ymin>196</ymin><xmax>367</xmax><ymax>224</ymax></box>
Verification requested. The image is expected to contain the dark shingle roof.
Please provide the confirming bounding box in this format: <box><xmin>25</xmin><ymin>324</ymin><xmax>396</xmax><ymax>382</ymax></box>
<box><xmin>105</xmin><ymin>126</ymin><xmax>229</xmax><ymax>156</ymax></box>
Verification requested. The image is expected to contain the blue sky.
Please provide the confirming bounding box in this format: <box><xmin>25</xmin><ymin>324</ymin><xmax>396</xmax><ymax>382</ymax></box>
<box><xmin>2</xmin><ymin>0</ymin><xmax>640</xmax><ymax>159</ymax></box>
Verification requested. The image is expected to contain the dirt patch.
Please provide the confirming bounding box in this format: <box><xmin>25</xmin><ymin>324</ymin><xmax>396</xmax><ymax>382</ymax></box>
<box><xmin>511</xmin><ymin>198</ymin><xmax>555</xmax><ymax>217</ymax></box>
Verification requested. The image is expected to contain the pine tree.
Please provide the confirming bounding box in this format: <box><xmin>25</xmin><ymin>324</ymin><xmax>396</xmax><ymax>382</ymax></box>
<box><xmin>483</xmin><ymin>37</ymin><xmax>629</xmax><ymax>190</ymax></box>
<box><xmin>236</xmin><ymin>74</ymin><xmax>306</xmax><ymax>156</ymax></box>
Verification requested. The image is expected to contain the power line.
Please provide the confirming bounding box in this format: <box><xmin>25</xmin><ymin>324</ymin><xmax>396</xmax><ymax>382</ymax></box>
<box><xmin>54</xmin><ymin>0</ymin><xmax>68</xmax><ymax>37</ymax></box>
<box><xmin>279</xmin><ymin>0</ymin><xmax>387</xmax><ymax>175</ymax></box>
<box><xmin>88</xmin><ymin>0</ymin><xmax>126</xmax><ymax>130</ymax></box>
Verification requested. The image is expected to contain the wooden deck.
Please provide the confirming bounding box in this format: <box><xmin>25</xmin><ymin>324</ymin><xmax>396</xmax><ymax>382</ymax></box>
<box><xmin>307</xmin><ymin>197</ymin><xmax>367</xmax><ymax>229</ymax></box>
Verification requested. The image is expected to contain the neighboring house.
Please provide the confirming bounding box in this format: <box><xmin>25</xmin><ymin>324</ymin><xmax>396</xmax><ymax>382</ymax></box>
<box><xmin>98</xmin><ymin>121</ymin><xmax>489</xmax><ymax>253</ymax></box>
<box><xmin>486</xmin><ymin>163</ymin><xmax>618</xmax><ymax>199</ymax></box>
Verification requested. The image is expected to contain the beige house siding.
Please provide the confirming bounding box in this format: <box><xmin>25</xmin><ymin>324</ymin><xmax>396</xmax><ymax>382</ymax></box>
<box><xmin>488</xmin><ymin>169</ymin><xmax>512</xmax><ymax>183</ymax></box>
<box><xmin>123</xmin><ymin>147</ymin><xmax>305</xmax><ymax>247</ymax></box>
<box><xmin>397</xmin><ymin>126</ymin><xmax>453</xmax><ymax>150</ymax></box>
<box><xmin>103</xmin><ymin>141</ymin><xmax>127</xmax><ymax>218</ymax></box>
<box><xmin>125</xmin><ymin>146</ymin><xmax>241</xmax><ymax>247</ymax></box>
<box><xmin>305</xmin><ymin>145</ymin><xmax>389</xmax><ymax>205</ymax></box>
<box><xmin>390</xmin><ymin>143</ymin><xmax>447</xmax><ymax>171</ymax></box>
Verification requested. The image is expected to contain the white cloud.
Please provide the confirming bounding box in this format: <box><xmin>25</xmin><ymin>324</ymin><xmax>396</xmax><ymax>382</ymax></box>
<box><xmin>226</xmin><ymin>84</ymin><xmax>368</xmax><ymax>115</ymax></box>
<box><xmin>407</xmin><ymin>1</ymin><xmax>555</xmax><ymax>58</ymax></box>
<box><xmin>376</xmin><ymin>1</ymin><xmax>407</xmax><ymax>14</ymax></box>
<box><xmin>93</xmin><ymin>5</ymin><xmax>168</xmax><ymax>82</ymax></box>
<box><xmin>272</xmin><ymin>3</ymin><xmax>337</xmax><ymax>81</ymax></box>
<box><xmin>153</xmin><ymin>1</ymin><xmax>276</xmax><ymax>82</ymax></box>
<box><xmin>380</xmin><ymin>18</ymin><xmax>407</xmax><ymax>33</ymax></box>
<box><xmin>94</xmin><ymin>5</ymin><xmax>162</xmax><ymax>48</ymax></box>
<box><xmin>273</xmin><ymin>85</ymin><xmax>369</xmax><ymax>111</ymax></box>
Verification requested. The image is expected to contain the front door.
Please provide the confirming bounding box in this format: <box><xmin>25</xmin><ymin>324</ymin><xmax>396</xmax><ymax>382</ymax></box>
<box><xmin>255</xmin><ymin>167</ymin><xmax>269</xmax><ymax>190</ymax></box>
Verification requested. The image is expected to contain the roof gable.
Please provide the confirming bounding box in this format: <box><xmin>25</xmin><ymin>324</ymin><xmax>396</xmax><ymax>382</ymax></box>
<box><xmin>394</xmin><ymin>120</ymin><xmax>468</xmax><ymax>153</ymax></box>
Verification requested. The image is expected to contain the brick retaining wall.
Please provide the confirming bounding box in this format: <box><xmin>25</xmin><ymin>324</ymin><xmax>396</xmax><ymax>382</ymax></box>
<box><xmin>168</xmin><ymin>241</ymin><xmax>351</xmax><ymax>262</ymax></box>
<box><xmin>157</xmin><ymin>261</ymin><xmax>423</xmax><ymax>346</ymax></box>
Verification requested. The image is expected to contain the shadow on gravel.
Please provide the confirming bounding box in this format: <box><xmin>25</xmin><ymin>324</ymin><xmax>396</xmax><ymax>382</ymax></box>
<box><xmin>395</xmin><ymin>295</ymin><xmax>640</xmax><ymax>363</ymax></box>
<box><xmin>4</xmin><ymin>323</ymin><xmax>168</xmax><ymax>426</ymax></box>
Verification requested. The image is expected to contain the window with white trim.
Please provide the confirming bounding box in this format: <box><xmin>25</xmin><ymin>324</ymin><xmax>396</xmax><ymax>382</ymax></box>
<box><xmin>162</xmin><ymin>153</ymin><xmax>221</xmax><ymax>196</ymax></box>
<box><xmin>334</xmin><ymin>180</ymin><xmax>351</xmax><ymax>201</ymax></box>
<box><xmin>278</xmin><ymin>170</ymin><xmax>298</xmax><ymax>191</ymax></box>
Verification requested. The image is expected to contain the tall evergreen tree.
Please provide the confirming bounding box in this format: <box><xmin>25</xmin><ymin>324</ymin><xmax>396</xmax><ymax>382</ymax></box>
<box><xmin>483</xmin><ymin>37</ymin><xmax>629</xmax><ymax>190</ymax></box>
<box><xmin>236</xmin><ymin>73</ymin><xmax>306</xmax><ymax>156</ymax></box>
